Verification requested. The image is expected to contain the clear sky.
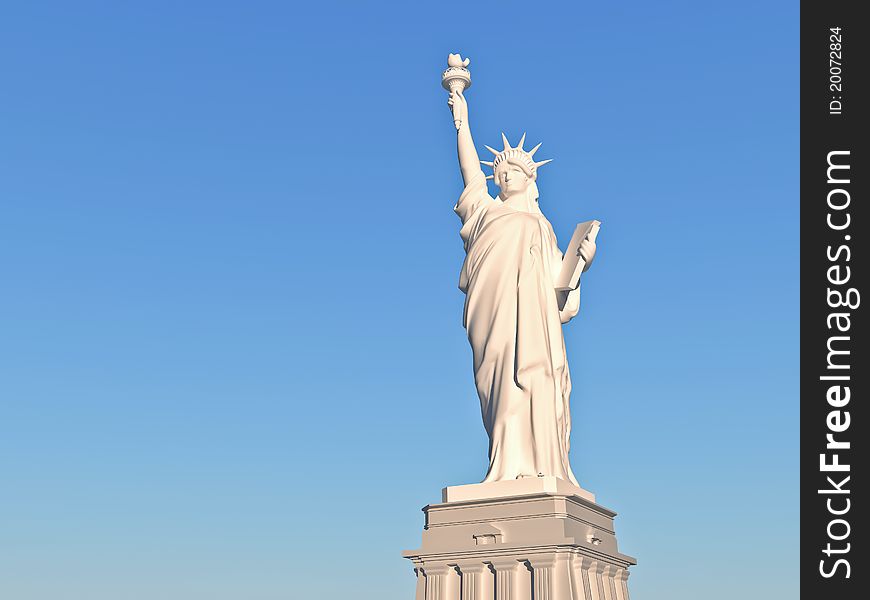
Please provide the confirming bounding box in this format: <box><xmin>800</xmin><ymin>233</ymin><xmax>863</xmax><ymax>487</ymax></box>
<box><xmin>1</xmin><ymin>2</ymin><xmax>798</xmax><ymax>599</ymax></box>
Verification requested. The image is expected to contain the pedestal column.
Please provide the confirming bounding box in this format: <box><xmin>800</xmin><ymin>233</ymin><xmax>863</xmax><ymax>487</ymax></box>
<box><xmin>457</xmin><ymin>562</ymin><xmax>488</xmax><ymax>600</ymax></box>
<box><xmin>601</xmin><ymin>564</ymin><xmax>616</xmax><ymax>600</ymax></box>
<box><xmin>490</xmin><ymin>559</ymin><xmax>520</xmax><ymax>600</ymax></box>
<box><xmin>570</xmin><ymin>555</ymin><xmax>592</xmax><ymax>600</ymax></box>
<box><xmin>527</xmin><ymin>556</ymin><xmax>558</xmax><ymax>600</ymax></box>
<box><xmin>587</xmin><ymin>561</ymin><xmax>606</xmax><ymax>600</ymax></box>
<box><xmin>424</xmin><ymin>564</ymin><xmax>451</xmax><ymax>600</ymax></box>
<box><xmin>413</xmin><ymin>565</ymin><xmax>425</xmax><ymax>600</ymax></box>
<box><xmin>614</xmin><ymin>568</ymin><xmax>630</xmax><ymax>600</ymax></box>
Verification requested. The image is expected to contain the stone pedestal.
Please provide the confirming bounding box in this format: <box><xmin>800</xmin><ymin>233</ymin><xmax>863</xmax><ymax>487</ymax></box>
<box><xmin>403</xmin><ymin>478</ymin><xmax>635</xmax><ymax>600</ymax></box>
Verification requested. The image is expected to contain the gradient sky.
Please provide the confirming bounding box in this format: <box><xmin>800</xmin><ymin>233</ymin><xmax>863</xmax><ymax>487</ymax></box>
<box><xmin>1</xmin><ymin>2</ymin><xmax>798</xmax><ymax>599</ymax></box>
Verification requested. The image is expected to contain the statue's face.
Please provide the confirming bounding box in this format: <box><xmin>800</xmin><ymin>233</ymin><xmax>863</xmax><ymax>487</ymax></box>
<box><xmin>496</xmin><ymin>163</ymin><xmax>531</xmax><ymax>197</ymax></box>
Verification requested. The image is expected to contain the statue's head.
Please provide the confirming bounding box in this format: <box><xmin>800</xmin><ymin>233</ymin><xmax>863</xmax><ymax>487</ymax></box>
<box><xmin>481</xmin><ymin>133</ymin><xmax>552</xmax><ymax>203</ymax></box>
<box><xmin>494</xmin><ymin>158</ymin><xmax>533</xmax><ymax>197</ymax></box>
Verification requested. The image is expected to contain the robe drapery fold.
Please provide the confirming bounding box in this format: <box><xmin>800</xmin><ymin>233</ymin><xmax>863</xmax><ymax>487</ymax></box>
<box><xmin>455</xmin><ymin>170</ymin><xmax>581</xmax><ymax>485</ymax></box>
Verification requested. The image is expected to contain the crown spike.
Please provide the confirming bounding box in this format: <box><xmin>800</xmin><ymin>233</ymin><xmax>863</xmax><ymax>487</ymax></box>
<box><xmin>484</xmin><ymin>145</ymin><xmax>500</xmax><ymax>156</ymax></box>
<box><xmin>534</xmin><ymin>159</ymin><xmax>554</xmax><ymax>168</ymax></box>
<box><xmin>528</xmin><ymin>142</ymin><xmax>543</xmax><ymax>157</ymax></box>
<box><xmin>480</xmin><ymin>160</ymin><xmax>494</xmax><ymax>166</ymax></box>
<box><xmin>501</xmin><ymin>132</ymin><xmax>511</xmax><ymax>150</ymax></box>
<box><xmin>485</xmin><ymin>174</ymin><xmax>494</xmax><ymax>180</ymax></box>
<box><xmin>517</xmin><ymin>132</ymin><xmax>526</xmax><ymax>150</ymax></box>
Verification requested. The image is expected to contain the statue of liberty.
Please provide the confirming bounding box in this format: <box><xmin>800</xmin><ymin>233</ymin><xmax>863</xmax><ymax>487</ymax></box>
<box><xmin>401</xmin><ymin>58</ymin><xmax>634</xmax><ymax>600</ymax></box>
<box><xmin>445</xmin><ymin>56</ymin><xmax>597</xmax><ymax>487</ymax></box>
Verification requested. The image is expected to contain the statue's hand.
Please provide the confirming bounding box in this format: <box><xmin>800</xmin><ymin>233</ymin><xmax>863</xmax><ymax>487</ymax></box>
<box><xmin>579</xmin><ymin>238</ymin><xmax>597</xmax><ymax>270</ymax></box>
<box><xmin>447</xmin><ymin>90</ymin><xmax>469</xmax><ymax>124</ymax></box>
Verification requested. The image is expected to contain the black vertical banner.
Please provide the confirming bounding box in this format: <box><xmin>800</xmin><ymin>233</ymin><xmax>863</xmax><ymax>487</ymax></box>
<box><xmin>801</xmin><ymin>2</ymin><xmax>867</xmax><ymax>597</ymax></box>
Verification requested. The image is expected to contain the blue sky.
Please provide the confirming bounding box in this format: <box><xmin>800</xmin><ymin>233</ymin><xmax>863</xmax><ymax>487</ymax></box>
<box><xmin>1</xmin><ymin>2</ymin><xmax>798</xmax><ymax>598</ymax></box>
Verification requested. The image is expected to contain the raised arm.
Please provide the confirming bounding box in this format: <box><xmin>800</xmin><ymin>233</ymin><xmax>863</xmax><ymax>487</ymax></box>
<box><xmin>448</xmin><ymin>90</ymin><xmax>484</xmax><ymax>187</ymax></box>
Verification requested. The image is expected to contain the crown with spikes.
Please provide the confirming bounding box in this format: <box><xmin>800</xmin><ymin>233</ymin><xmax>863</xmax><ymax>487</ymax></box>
<box><xmin>480</xmin><ymin>132</ymin><xmax>553</xmax><ymax>181</ymax></box>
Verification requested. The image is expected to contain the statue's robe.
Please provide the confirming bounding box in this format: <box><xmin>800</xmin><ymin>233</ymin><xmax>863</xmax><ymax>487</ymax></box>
<box><xmin>455</xmin><ymin>170</ymin><xmax>581</xmax><ymax>485</ymax></box>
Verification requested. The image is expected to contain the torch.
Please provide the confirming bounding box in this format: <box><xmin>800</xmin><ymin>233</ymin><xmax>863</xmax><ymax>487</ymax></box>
<box><xmin>442</xmin><ymin>53</ymin><xmax>472</xmax><ymax>131</ymax></box>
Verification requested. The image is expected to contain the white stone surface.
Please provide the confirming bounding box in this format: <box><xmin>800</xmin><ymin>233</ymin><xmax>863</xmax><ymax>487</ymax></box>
<box><xmin>404</xmin><ymin>489</ymin><xmax>634</xmax><ymax>600</ymax></box>
<box><xmin>443</xmin><ymin>475</ymin><xmax>595</xmax><ymax>504</ymax></box>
